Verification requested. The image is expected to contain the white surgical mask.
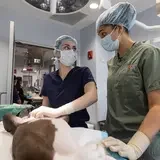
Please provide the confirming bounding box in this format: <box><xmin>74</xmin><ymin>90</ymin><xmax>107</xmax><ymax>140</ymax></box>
<box><xmin>60</xmin><ymin>50</ymin><xmax>77</xmax><ymax>66</ymax></box>
<box><xmin>101</xmin><ymin>29</ymin><xmax>120</xmax><ymax>52</ymax></box>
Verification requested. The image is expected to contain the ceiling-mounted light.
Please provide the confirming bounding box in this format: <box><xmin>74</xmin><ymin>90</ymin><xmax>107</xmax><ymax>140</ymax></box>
<box><xmin>22</xmin><ymin>68</ymin><xmax>27</xmax><ymax>71</ymax></box>
<box><xmin>25</xmin><ymin>0</ymin><xmax>90</xmax><ymax>14</ymax></box>
<box><xmin>90</xmin><ymin>3</ymin><xmax>99</xmax><ymax>9</ymax></box>
<box><xmin>40</xmin><ymin>3</ymin><xmax>48</xmax><ymax>10</ymax></box>
<box><xmin>59</xmin><ymin>6</ymin><xmax>65</xmax><ymax>12</ymax></box>
<box><xmin>25</xmin><ymin>0</ymin><xmax>50</xmax><ymax>11</ymax></box>
<box><xmin>56</xmin><ymin>0</ymin><xmax>89</xmax><ymax>14</ymax></box>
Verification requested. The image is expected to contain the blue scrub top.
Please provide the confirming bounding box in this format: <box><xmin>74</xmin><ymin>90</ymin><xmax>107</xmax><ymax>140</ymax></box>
<box><xmin>13</xmin><ymin>86</ymin><xmax>20</xmax><ymax>104</ymax></box>
<box><xmin>41</xmin><ymin>67</ymin><xmax>95</xmax><ymax>127</ymax></box>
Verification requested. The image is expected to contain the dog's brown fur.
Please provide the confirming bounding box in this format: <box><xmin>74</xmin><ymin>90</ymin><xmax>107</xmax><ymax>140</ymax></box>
<box><xmin>3</xmin><ymin>114</ymin><xmax>57</xmax><ymax>160</ymax></box>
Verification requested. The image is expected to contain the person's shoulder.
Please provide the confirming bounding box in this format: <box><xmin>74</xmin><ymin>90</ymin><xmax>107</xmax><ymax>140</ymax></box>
<box><xmin>44</xmin><ymin>71</ymin><xmax>57</xmax><ymax>80</ymax></box>
<box><xmin>74</xmin><ymin>66</ymin><xmax>91</xmax><ymax>73</ymax></box>
<box><xmin>49</xmin><ymin>71</ymin><xmax>58</xmax><ymax>76</ymax></box>
<box><xmin>138</xmin><ymin>42</ymin><xmax>159</xmax><ymax>53</ymax></box>
<box><xmin>137</xmin><ymin>42</ymin><xmax>160</xmax><ymax>59</ymax></box>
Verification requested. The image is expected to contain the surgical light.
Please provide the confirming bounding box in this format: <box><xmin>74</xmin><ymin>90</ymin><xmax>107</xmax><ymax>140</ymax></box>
<box><xmin>25</xmin><ymin>0</ymin><xmax>89</xmax><ymax>14</ymax></box>
<box><xmin>40</xmin><ymin>3</ymin><xmax>48</xmax><ymax>10</ymax></box>
<box><xmin>90</xmin><ymin>3</ymin><xmax>99</xmax><ymax>9</ymax></box>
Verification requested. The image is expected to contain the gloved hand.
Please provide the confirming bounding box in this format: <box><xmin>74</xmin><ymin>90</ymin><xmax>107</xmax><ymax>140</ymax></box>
<box><xmin>102</xmin><ymin>137</ymin><xmax>137</xmax><ymax>160</ymax></box>
<box><xmin>102</xmin><ymin>131</ymin><xmax>150</xmax><ymax>160</ymax></box>
<box><xmin>30</xmin><ymin>103</ymin><xmax>76</xmax><ymax>119</ymax></box>
<box><xmin>29</xmin><ymin>106</ymin><xmax>62</xmax><ymax>118</ymax></box>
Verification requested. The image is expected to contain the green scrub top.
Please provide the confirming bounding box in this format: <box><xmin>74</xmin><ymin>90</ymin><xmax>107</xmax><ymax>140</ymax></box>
<box><xmin>106</xmin><ymin>42</ymin><xmax>160</xmax><ymax>143</ymax></box>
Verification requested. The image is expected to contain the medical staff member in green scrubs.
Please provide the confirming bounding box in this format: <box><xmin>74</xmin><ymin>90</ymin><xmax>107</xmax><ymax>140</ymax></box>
<box><xmin>96</xmin><ymin>2</ymin><xmax>160</xmax><ymax>160</ymax></box>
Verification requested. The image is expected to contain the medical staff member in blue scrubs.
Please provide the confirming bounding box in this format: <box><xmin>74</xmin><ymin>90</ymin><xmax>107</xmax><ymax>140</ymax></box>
<box><xmin>13</xmin><ymin>76</ymin><xmax>21</xmax><ymax>104</ymax></box>
<box><xmin>96</xmin><ymin>2</ymin><xmax>160</xmax><ymax>160</ymax></box>
<box><xmin>30</xmin><ymin>35</ymin><xmax>97</xmax><ymax>128</ymax></box>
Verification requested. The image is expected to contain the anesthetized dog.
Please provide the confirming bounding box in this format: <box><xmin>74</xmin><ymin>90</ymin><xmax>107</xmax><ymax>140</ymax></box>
<box><xmin>3</xmin><ymin>114</ymin><xmax>84</xmax><ymax>160</ymax></box>
<box><xmin>3</xmin><ymin>114</ymin><xmax>57</xmax><ymax>160</ymax></box>
<box><xmin>3</xmin><ymin>114</ymin><xmax>115</xmax><ymax>160</ymax></box>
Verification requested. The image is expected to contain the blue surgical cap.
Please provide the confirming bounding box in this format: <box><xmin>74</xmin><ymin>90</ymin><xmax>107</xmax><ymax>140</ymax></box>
<box><xmin>55</xmin><ymin>35</ymin><xmax>77</xmax><ymax>50</ymax></box>
<box><xmin>96</xmin><ymin>2</ymin><xmax>137</xmax><ymax>31</ymax></box>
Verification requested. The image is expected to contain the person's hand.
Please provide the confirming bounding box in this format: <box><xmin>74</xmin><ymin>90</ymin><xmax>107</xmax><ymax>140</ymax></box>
<box><xmin>102</xmin><ymin>137</ymin><xmax>138</xmax><ymax>160</ymax></box>
<box><xmin>102</xmin><ymin>131</ymin><xmax>150</xmax><ymax>160</ymax></box>
<box><xmin>29</xmin><ymin>106</ymin><xmax>62</xmax><ymax>118</ymax></box>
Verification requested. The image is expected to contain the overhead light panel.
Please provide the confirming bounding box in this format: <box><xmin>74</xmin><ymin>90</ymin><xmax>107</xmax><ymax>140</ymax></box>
<box><xmin>90</xmin><ymin>3</ymin><xmax>99</xmax><ymax>9</ymax></box>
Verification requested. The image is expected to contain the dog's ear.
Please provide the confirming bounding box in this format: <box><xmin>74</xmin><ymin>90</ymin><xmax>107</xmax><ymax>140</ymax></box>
<box><xmin>3</xmin><ymin>114</ymin><xmax>23</xmax><ymax>135</ymax></box>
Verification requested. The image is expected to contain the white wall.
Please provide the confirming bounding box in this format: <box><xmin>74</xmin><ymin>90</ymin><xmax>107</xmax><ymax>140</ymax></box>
<box><xmin>94</xmin><ymin>26</ymin><xmax>115</xmax><ymax>122</ymax></box>
<box><xmin>95</xmin><ymin>36</ymin><xmax>115</xmax><ymax>122</ymax></box>
<box><xmin>80</xmin><ymin>24</ymin><xmax>96</xmax><ymax>78</ymax></box>
<box><xmin>0</xmin><ymin>37</ymin><xmax>9</xmax><ymax>104</ymax></box>
<box><xmin>80</xmin><ymin>23</ymin><xmax>97</xmax><ymax>125</ymax></box>
<box><xmin>80</xmin><ymin>23</ymin><xmax>115</xmax><ymax>125</ymax></box>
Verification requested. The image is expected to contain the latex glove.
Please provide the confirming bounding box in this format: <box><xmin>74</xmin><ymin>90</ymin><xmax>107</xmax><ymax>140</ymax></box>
<box><xmin>30</xmin><ymin>103</ymin><xmax>76</xmax><ymax>119</ymax></box>
<box><xmin>29</xmin><ymin>106</ymin><xmax>62</xmax><ymax>118</ymax></box>
<box><xmin>102</xmin><ymin>131</ymin><xmax>150</xmax><ymax>160</ymax></box>
<box><xmin>103</xmin><ymin>137</ymin><xmax>137</xmax><ymax>160</ymax></box>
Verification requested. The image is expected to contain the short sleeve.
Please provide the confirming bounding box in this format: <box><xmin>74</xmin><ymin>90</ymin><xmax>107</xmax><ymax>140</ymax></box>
<box><xmin>142</xmin><ymin>47</ymin><xmax>160</xmax><ymax>93</ymax></box>
<box><xmin>41</xmin><ymin>76</ymin><xmax>48</xmax><ymax>97</ymax></box>
<box><xmin>82</xmin><ymin>67</ymin><xmax>96</xmax><ymax>87</ymax></box>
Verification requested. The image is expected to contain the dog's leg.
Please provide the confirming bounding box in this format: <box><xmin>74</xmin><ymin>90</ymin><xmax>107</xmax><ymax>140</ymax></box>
<box><xmin>3</xmin><ymin>114</ymin><xmax>24</xmax><ymax>135</ymax></box>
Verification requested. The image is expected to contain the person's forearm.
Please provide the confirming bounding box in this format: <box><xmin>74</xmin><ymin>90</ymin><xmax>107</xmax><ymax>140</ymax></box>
<box><xmin>69</xmin><ymin>91</ymin><xmax>97</xmax><ymax>111</ymax></box>
<box><xmin>58</xmin><ymin>91</ymin><xmax>97</xmax><ymax>116</ymax></box>
<box><xmin>42</xmin><ymin>96</ymin><xmax>49</xmax><ymax>106</ymax></box>
<box><xmin>125</xmin><ymin>105</ymin><xmax>160</xmax><ymax>159</ymax></box>
<box><xmin>138</xmin><ymin>105</ymin><xmax>160</xmax><ymax>140</ymax></box>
